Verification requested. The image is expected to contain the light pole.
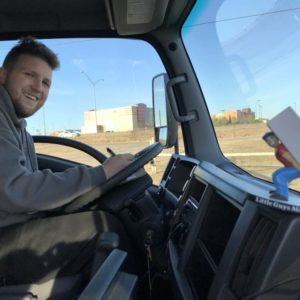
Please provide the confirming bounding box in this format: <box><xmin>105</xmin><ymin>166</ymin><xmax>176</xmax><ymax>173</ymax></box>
<box><xmin>81</xmin><ymin>71</ymin><xmax>104</xmax><ymax>132</ymax></box>
<box><xmin>255</xmin><ymin>100</ymin><xmax>261</xmax><ymax>120</ymax></box>
<box><xmin>42</xmin><ymin>106</ymin><xmax>46</xmax><ymax>135</ymax></box>
<box><xmin>259</xmin><ymin>104</ymin><xmax>263</xmax><ymax>119</ymax></box>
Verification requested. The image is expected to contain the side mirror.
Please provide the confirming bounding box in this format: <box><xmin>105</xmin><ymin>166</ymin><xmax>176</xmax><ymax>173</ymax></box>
<box><xmin>152</xmin><ymin>73</ymin><xmax>178</xmax><ymax>148</ymax></box>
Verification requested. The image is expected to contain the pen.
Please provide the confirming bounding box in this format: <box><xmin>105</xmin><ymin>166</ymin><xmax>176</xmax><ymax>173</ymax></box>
<box><xmin>107</xmin><ymin>147</ymin><xmax>116</xmax><ymax>157</ymax></box>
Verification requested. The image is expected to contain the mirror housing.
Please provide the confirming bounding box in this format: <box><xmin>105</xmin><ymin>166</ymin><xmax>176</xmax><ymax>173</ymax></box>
<box><xmin>152</xmin><ymin>73</ymin><xmax>178</xmax><ymax>148</ymax></box>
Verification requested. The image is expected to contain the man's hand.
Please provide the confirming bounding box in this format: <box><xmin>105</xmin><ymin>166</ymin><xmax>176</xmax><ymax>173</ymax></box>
<box><xmin>102</xmin><ymin>154</ymin><xmax>134</xmax><ymax>179</ymax></box>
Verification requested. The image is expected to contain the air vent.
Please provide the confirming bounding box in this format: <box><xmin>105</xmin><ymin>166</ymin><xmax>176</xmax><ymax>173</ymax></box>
<box><xmin>231</xmin><ymin>214</ymin><xmax>277</xmax><ymax>298</ymax></box>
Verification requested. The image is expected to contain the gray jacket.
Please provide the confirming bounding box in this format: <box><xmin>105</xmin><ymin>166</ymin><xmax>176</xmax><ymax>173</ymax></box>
<box><xmin>0</xmin><ymin>85</ymin><xmax>106</xmax><ymax>226</ymax></box>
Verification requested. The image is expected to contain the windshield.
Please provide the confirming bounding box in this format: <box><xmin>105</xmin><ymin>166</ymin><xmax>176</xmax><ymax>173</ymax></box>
<box><xmin>0</xmin><ymin>38</ymin><xmax>169</xmax><ymax>184</ymax></box>
<box><xmin>182</xmin><ymin>0</ymin><xmax>300</xmax><ymax>192</ymax></box>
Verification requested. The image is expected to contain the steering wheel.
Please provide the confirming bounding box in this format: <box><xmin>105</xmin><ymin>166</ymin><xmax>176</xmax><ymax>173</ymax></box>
<box><xmin>33</xmin><ymin>135</ymin><xmax>107</xmax><ymax>163</ymax></box>
<box><xmin>63</xmin><ymin>142</ymin><xmax>164</xmax><ymax>212</ymax></box>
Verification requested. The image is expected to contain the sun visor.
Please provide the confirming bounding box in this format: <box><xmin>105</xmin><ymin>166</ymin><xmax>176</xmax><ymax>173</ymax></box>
<box><xmin>106</xmin><ymin>0</ymin><xmax>169</xmax><ymax>35</ymax></box>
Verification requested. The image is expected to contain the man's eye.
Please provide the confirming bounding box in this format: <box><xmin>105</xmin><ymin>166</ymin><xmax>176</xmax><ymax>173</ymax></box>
<box><xmin>43</xmin><ymin>81</ymin><xmax>50</xmax><ymax>88</ymax></box>
<box><xmin>24</xmin><ymin>72</ymin><xmax>33</xmax><ymax>77</ymax></box>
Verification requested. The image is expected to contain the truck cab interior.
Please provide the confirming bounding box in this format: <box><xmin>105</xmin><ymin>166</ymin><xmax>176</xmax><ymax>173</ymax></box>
<box><xmin>0</xmin><ymin>0</ymin><xmax>300</xmax><ymax>299</ymax></box>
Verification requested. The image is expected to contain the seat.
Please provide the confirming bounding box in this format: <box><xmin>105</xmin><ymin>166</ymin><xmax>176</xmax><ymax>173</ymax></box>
<box><xmin>79</xmin><ymin>249</ymin><xmax>137</xmax><ymax>300</ymax></box>
<box><xmin>0</xmin><ymin>275</ymin><xmax>81</xmax><ymax>299</ymax></box>
<box><xmin>0</xmin><ymin>232</ymin><xmax>123</xmax><ymax>300</ymax></box>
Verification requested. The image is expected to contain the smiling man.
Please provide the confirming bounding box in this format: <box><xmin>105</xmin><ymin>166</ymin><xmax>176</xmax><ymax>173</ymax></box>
<box><xmin>0</xmin><ymin>40</ymin><xmax>54</xmax><ymax>118</ymax></box>
<box><xmin>1</xmin><ymin>54</ymin><xmax>51</xmax><ymax>116</ymax></box>
<box><xmin>0</xmin><ymin>37</ymin><xmax>133</xmax><ymax>290</ymax></box>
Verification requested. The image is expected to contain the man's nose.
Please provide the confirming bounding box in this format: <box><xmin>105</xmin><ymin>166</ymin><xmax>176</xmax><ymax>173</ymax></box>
<box><xmin>31</xmin><ymin>78</ymin><xmax>43</xmax><ymax>92</ymax></box>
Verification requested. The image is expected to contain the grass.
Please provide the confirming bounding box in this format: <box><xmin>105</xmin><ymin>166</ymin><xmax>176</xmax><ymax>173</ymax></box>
<box><xmin>35</xmin><ymin>123</ymin><xmax>300</xmax><ymax>191</ymax></box>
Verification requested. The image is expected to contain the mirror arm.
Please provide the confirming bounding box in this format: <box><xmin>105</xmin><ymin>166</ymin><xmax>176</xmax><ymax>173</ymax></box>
<box><xmin>166</xmin><ymin>75</ymin><xmax>197</xmax><ymax>122</ymax></box>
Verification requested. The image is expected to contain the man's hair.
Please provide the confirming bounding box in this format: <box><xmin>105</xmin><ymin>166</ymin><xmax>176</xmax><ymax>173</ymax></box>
<box><xmin>2</xmin><ymin>36</ymin><xmax>60</xmax><ymax>70</ymax></box>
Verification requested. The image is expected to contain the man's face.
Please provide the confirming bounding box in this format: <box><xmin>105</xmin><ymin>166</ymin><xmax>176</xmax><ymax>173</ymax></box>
<box><xmin>0</xmin><ymin>54</ymin><xmax>52</xmax><ymax>118</ymax></box>
<box><xmin>266</xmin><ymin>135</ymin><xmax>280</xmax><ymax>148</ymax></box>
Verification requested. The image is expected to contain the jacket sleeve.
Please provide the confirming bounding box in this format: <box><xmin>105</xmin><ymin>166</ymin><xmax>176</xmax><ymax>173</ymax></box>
<box><xmin>0</xmin><ymin>124</ymin><xmax>107</xmax><ymax>213</ymax></box>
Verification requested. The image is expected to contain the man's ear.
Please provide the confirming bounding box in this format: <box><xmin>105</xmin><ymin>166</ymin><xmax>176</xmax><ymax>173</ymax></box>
<box><xmin>0</xmin><ymin>67</ymin><xmax>7</xmax><ymax>84</ymax></box>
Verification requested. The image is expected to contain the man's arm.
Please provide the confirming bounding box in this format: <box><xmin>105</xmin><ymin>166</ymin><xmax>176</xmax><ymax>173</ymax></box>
<box><xmin>0</xmin><ymin>124</ymin><xmax>132</xmax><ymax>213</ymax></box>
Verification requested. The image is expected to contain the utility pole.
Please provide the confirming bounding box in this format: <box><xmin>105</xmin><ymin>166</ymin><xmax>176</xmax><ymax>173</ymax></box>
<box><xmin>81</xmin><ymin>71</ymin><xmax>104</xmax><ymax>133</ymax></box>
<box><xmin>255</xmin><ymin>100</ymin><xmax>261</xmax><ymax>120</ymax></box>
<box><xmin>42</xmin><ymin>106</ymin><xmax>46</xmax><ymax>135</ymax></box>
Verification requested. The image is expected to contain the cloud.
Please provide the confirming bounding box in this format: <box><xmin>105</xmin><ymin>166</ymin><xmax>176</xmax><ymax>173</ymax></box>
<box><xmin>73</xmin><ymin>58</ymin><xmax>86</xmax><ymax>71</ymax></box>
<box><xmin>128</xmin><ymin>59</ymin><xmax>144</xmax><ymax>67</ymax></box>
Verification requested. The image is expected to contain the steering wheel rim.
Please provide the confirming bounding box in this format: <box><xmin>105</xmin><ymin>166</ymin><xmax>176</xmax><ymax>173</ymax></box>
<box><xmin>33</xmin><ymin>135</ymin><xmax>107</xmax><ymax>163</ymax></box>
<box><xmin>63</xmin><ymin>142</ymin><xmax>164</xmax><ymax>212</ymax></box>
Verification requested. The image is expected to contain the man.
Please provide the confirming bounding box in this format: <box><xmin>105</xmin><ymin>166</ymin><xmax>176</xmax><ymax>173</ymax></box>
<box><xmin>262</xmin><ymin>131</ymin><xmax>300</xmax><ymax>200</ymax></box>
<box><xmin>0</xmin><ymin>37</ymin><xmax>134</xmax><ymax>287</ymax></box>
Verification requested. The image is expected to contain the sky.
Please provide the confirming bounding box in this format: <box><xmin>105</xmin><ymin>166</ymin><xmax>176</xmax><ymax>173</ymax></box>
<box><xmin>182</xmin><ymin>0</ymin><xmax>300</xmax><ymax>119</ymax></box>
<box><xmin>0</xmin><ymin>38</ymin><xmax>166</xmax><ymax>134</ymax></box>
<box><xmin>0</xmin><ymin>0</ymin><xmax>300</xmax><ymax>133</ymax></box>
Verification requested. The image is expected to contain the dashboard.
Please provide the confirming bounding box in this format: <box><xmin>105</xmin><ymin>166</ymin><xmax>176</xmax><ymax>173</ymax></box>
<box><xmin>160</xmin><ymin>154</ymin><xmax>300</xmax><ymax>300</ymax></box>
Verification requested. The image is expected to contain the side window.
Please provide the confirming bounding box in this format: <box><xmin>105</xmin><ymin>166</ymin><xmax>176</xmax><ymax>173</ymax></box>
<box><xmin>182</xmin><ymin>1</ymin><xmax>300</xmax><ymax>192</ymax></box>
<box><xmin>11</xmin><ymin>38</ymin><xmax>174</xmax><ymax>184</ymax></box>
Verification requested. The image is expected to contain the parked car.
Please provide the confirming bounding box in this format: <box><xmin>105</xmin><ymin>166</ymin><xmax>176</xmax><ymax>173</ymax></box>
<box><xmin>0</xmin><ymin>0</ymin><xmax>300</xmax><ymax>299</ymax></box>
<box><xmin>58</xmin><ymin>130</ymin><xmax>80</xmax><ymax>138</ymax></box>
